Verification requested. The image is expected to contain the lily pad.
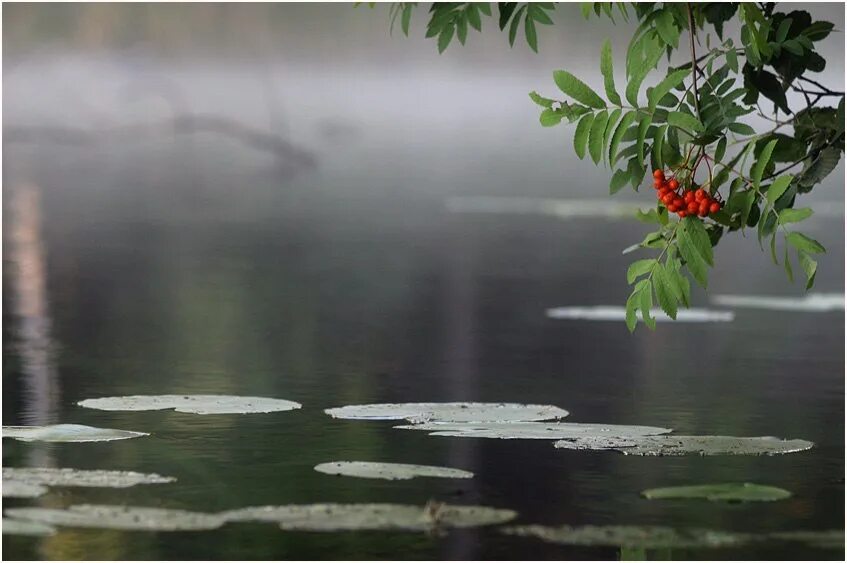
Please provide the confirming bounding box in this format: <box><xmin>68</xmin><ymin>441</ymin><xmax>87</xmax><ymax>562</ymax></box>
<box><xmin>3</xmin><ymin>424</ymin><xmax>148</xmax><ymax>443</ymax></box>
<box><xmin>546</xmin><ymin>306</ymin><xmax>734</xmax><ymax>322</ymax></box>
<box><xmin>641</xmin><ymin>483</ymin><xmax>792</xmax><ymax>502</ymax></box>
<box><xmin>502</xmin><ymin>524</ymin><xmax>750</xmax><ymax>548</ymax></box>
<box><xmin>3</xmin><ymin>468</ymin><xmax>176</xmax><ymax>489</ymax></box>
<box><xmin>2</xmin><ymin>481</ymin><xmax>49</xmax><ymax>498</ymax></box>
<box><xmin>711</xmin><ymin>293</ymin><xmax>844</xmax><ymax>312</ymax></box>
<box><xmin>314</xmin><ymin>461</ymin><xmax>473</xmax><ymax>480</ymax></box>
<box><xmin>222</xmin><ymin>503</ymin><xmax>516</xmax><ymax>531</ymax></box>
<box><xmin>324</xmin><ymin>402</ymin><xmax>569</xmax><ymax>423</ymax></box>
<box><xmin>5</xmin><ymin>505</ymin><xmax>225</xmax><ymax>531</ymax></box>
<box><xmin>553</xmin><ymin>435</ymin><xmax>814</xmax><ymax>456</ymax></box>
<box><xmin>2</xmin><ymin>518</ymin><xmax>57</xmax><ymax>536</ymax></box>
<box><xmin>77</xmin><ymin>394</ymin><xmax>302</xmax><ymax>415</ymax></box>
<box><xmin>394</xmin><ymin>421</ymin><xmax>672</xmax><ymax>440</ymax></box>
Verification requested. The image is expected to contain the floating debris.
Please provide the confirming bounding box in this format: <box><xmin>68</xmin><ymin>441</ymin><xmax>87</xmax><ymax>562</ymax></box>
<box><xmin>2</xmin><ymin>481</ymin><xmax>48</xmax><ymax>498</ymax></box>
<box><xmin>222</xmin><ymin>503</ymin><xmax>515</xmax><ymax>532</ymax></box>
<box><xmin>554</xmin><ymin>435</ymin><xmax>814</xmax><ymax>456</ymax></box>
<box><xmin>3</xmin><ymin>468</ymin><xmax>176</xmax><ymax>490</ymax></box>
<box><xmin>394</xmin><ymin>421</ymin><xmax>672</xmax><ymax>440</ymax></box>
<box><xmin>2</xmin><ymin>518</ymin><xmax>57</xmax><ymax>536</ymax></box>
<box><xmin>641</xmin><ymin>483</ymin><xmax>792</xmax><ymax>502</ymax></box>
<box><xmin>3</xmin><ymin>424</ymin><xmax>148</xmax><ymax>443</ymax></box>
<box><xmin>77</xmin><ymin>394</ymin><xmax>302</xmax><ymax>415</ymax></box>
<box><xmin>325</xmin><ymin>402</ymin><xmax>569</xmax><ymax>423</ymax></box>
<box><xmin>5</xmin><ymin>505</ymin><xmax>225</xmax><ymax>532</ymax></box>
<box><xmin>314</xmin><ymin>461</ymin><xmax>473</xmax><ymax>481</ymax></box>
<box><xmin>502</xmin><ymin>524</ymin><xmax>750</xmax><ymax>548</ymax></box>
<box><xmin>711</xmin><ymin>293</ymin><xmax>845</xmax><ymax>312</ymax></box>
<box><xmin>546</xmin><ymin>306</ymin><xmax>734</xmax><ymax>322</ymax></box>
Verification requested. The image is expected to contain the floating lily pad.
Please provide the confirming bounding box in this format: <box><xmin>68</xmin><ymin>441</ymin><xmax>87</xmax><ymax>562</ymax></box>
<box><xmin>5</xmin><ymin>505</ymin><xmax>225</xmax><ymax>531</ymax></box>
<box><xmin>2</xmin><ymin>518</ymin><xmax>57</xmax><ymax>536</ymax></box>
<box><xmin>222</xmin><ymin>503</ymin><xmax>516</xmax><ymax>531</ymax></box>
<box><xmin>324</xmin><ymin>403</ymin><xmax>568</xmax><ymax>423</ymax></box>
<box><xmin>2</xmin><ymin>481</ymin><xmax>48</xmax><ymax>498</ymax></box>
<box><xmin>3</xmin><ymin>424</ymin><xmax>148</xmax><ymax>443</ymax></box>
<box><xmin>641</xmin><ymin>483</ymin><xmax>792</xmax><ymax>502</ymax></box>
<box><xmin>711</xmin><ymin>293</ymin><xmax>844</xmax><ymax>312</ymax></box>
<box><xmin>77</xmin><ymin>394</ymin><xmax>302</xmax><ymax>415</ymax></box>
<box><xmin>546</xmin><ymin>306</ymin><xmax>734</xmax><ymax>322</ymax></box>
<box><xmin>502</xmin><ymin>524</ymin><xmax>750</xmax><ymax>548</ymax></box>
<box><xmin>314</xmin><ymin>461</ymin><xmax>473</xmax><ymax>480</ymax></box>
<box><xmin>553</xmin><ymin>435</ymin><xmax>814</xmax><ymax>456</ymax></box>
<box><xmin>394</xmin><ymin>421</ymin><xmax>672</xmax><ymax>440</ymax></box>
<box><xmin>3</xmin><ymin>468</ymin><xmax>176</xmax><ymax>490</ymax></box>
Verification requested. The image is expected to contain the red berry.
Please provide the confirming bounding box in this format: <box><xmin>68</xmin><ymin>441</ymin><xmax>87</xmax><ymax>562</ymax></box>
<box><xmin>678</xmin><ymin>210</ymin><xmax>688</xmax><ymax>217</ymax></box>
<box><xmin>694</xmin><ymin>189</ymin><xmax>706</xmax><ymax>201</ymax></box>
<box><xmin>653</xmin><ymin>169</ymin><xmax>664</xmax><ymax>179</ymax></box>
<box><xmin>667</xmin><ymin>203</ymin><xmax>678</xmax><ymax>212</ymax></box>
<box><xmin>653</xmin><ymin>179</ymin><xmax>664</xmax><ymax>188</ymax></box>
<box><xmin>687</xmin><ymin>201</ymin><xmax>699</xmax><ymax>213</ymax></box>
<box><xmin>674</xmin><ymin>196</ymin><xmax>684</xmax><ymax>207</ymax></box>
<box><xmin>709</xmin><ymin>202</ymin><xmax>720</xmax><ymax>214</ymax></box>
<box><xmin>668</xmin><ymin>179</ymin><xmax>679</xmax><ymax>190</ymax></box>
<box><xmin>684</xmin><ymin>191</ymin><xmax>695</xmax><ymax>203</ymax></box>
<box><xmin>662</xmin><ymin>193</ymin><xmax>674</xmax><ymax>205</ymax></box>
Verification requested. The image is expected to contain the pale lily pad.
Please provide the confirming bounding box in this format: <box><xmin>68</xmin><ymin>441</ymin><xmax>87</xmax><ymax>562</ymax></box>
<box><xmin>2</xmin><ymin>518</ymin><xmax>57</xmax><ymax>536</ymax></box>
<box><xmin>394</xmin><ymin>421</ymin><xmax>672</xmax><ymax>440</ymax></box>
<box><xmin>553</xmin><ymin>435</ymin><xmax>814</xmax><ymax>456</ymax></box>
<box><xmin>222</xmin><ymin>503</ymin><xmax>516</xmax><ymax>531</ymax></box>
<box><xmin>77</xmin><ymin>394</ymin><xmax>302</xmax><ymax>415</ymax></box>
<box><xmin>712</xmin><ymin>292</ymin><xmax>844</xmax><ymax>312</ymax></box>
<box><xmin>5</xmin><ymin>505</ymin><xmax>225</xmax><ymax>531</ymax></box>
<box><xmin>3</xmin><ymin>468</ymin><xmax>176</xmax><ymax>489</ymax></box>
<box><xmin>3</xmin><ymin>424</ymin><xmax>148</xmax><ymax>443</ymax></box>
<box><xmin>546</xmin><ymin>306</ymin><xmax>734</xmax><ymax>322</ymax></box>
<box><xmin>314</xmin><ymin>461</ymin><xmax>473</xmax><ymax>480</ymax></box>
<box><xmin>641</xmin><ymin>483</ymin><xmax>792</xmax><ymax>502</ymax></box>
<box><xmin>3</xmin><ymin>481</ymin><xmax>49</xmax><ymax>498</ymax></box>
<box><xmin>324</xmin><ymin>402</ymin><xmax>568</xmax><ymax>423</ymax></box>
<box><xmin>502</xmin><ymin>524</ymin><xmax>750</xmax><ymax>548</ymax></box>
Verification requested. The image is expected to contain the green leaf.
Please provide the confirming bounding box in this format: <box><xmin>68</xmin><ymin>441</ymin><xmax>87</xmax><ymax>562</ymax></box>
<box><xmin>766</xmin><ymin>175</ymin><xmax>793</xmax><ymax>206</ymax></box>
<box><xmin>653</xmin><ymin>264</ymin><xmax>678</xmax><ymax>319</ymax></box>
<box><xmin>778</xmin><ymin>208</ymin><xmax>813</xmax><ymax>224</ymax></box>
<box><xmin>639</xmin><ymin>279</ymin><xmax>656</xmax><ymax>329</ymax></box>
<box><xmin>636</xmin><ymin>115</ymin><xmax>651</xmax><ymax>168</ymax></box>
<box><xmin>769</xmin><ymin>232</ymin><xmax>779</xmax><ymax>265</ymax></box>
<box><xmin>553</xmin><ymin>70</ymin><xmax>607</xmax><ymax>109</ymax></box>
<box><xmin>437</xmin><ymin>23</ymin><xmax>455</xmax><ymax>53</ymax></box>
<box><xmin>799</xmin><ymin>147</ymin><xmax>841</xmax><ymax>189</ymax></box>
<box><xmin>499</xmin><ymin>2</ymin><xmax>517</xmax><ymax>29</ymax></box>
<box><xmin>573</xmin><ymin>113</ymin><xmax>594</xmax><ymax>160</ymax></box>
<box><xmin>625</xmin><ymin>287</ymin><xmax>639</xmax><ymax>332</ymax></box>
<box><xmin>625</xmin><ymin>36</ymin><xmax>663</xmax><ymax>106</ymax></box>
<box><xmin>600</xmin><ymin>39</ymin><xmax>622</xmax><ymax>106</ymax></box>
<box><xmin>401</xmin><ymin>5</ymin><xmax>413</xmax><ymax>35</ymax></box>
<box><xmin>648</xmin><ymin>68</ymin><xmax>690</xmax><ymax>113</ymax></box>
<box><xmin>524</xmin><ymin>14</ymin><xmax>538</xmax><ymax>52</ymax></box>
<box><xmin>728</xmin><ymin>122</ymin><xmax>755</xmax><ymax>135</ymax></box>
<box><xmin>529</xmin><ymin>91</ymin><xmax>554</xmax><ymax>108</ymax></box>
<box><xmin>627</xmin><ymin>259</ymin><xmax>656</xmax><ymax>284</ymax></box>
<box><xmin>456</xmin><ymin>13</ymin><xmax>468</xmax><ymax>44</ymax></box>
<box><xmin>654</xmin><ymin>10</ymin><xmax>679</xmax><ymax>48</ymax></box>
<box><xmin>714</xmin><ymin>137</ymin><xmax>727</xmax><ymax>162</ymax></box>
<box><xmin>667</xmin><ymin>111</ymin><xmax>704</xmax><ymax>133</ymax></box>
<box><xmin>786</xmin><ymin>232</ymin><xmax>826</xmax><ymax>254</ymax></box>
<box><xmin>651</xmin><ymin>124</ymin><xmax>667</xmax><ymax>171</ymax></box>
<box><xmin>797</xmin><ymin>251</ymin><xmax>818</xmax><ymax>289</ymax></box>
<box><xmin>752</xmin><ymin>138</ymin><xmax>778</xmax><ymax>193</ymax></box>
<box><xmin>610</xmin><ymin>168</ymin><xmax>631</xmax><ymax>194</ymax></box>
<box><xmin>783</xmin><ymin>246</ymin><xmax>794</xmax><ymax>282</ymax></box>
<box><xmin>683</xmin><ymin>216</ymin><xmax>714</xmax><ymax>266</ymax></box>
<box><xmin>726</xmin><ymin>48</ymin><xmax>738</xmax><ymax>72</ymax></box>
<box><xmin>609</xmin><ymin>111</ymin><xmax>636</xmax><ymax>164</ymax></box>
<box><xmin>508</xmin><ymin>5</ymin><xmax>526</xmax><ymax>46</ymax></box>
<box><xmin>588</xmin><ymin>110</ymin><xmax>610</xmax><ymax>164</ymax></box>
<box><xmin>539</xmin><ymin>108</ymin><xmax>563</xmax><ymax>127</ymax></box>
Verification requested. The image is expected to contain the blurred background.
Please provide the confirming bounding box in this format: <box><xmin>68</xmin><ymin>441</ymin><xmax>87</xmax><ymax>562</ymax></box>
<box><xmin>3</xmin><ymin>3</ymin><xmax>845</xmax><ymax>560</ymax></box>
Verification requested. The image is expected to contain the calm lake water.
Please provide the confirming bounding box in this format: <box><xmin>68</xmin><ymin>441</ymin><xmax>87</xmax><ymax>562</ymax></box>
<box><xmin>3</xmin><ymin>4</ymin><xmax>845</xmax><ymax>560</ymax></box>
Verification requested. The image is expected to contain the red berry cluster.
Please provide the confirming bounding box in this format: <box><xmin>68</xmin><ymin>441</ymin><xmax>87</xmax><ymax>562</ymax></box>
<box><xmin>652</xmin><ymin>169</ymin><xmax>722</xmax><ymax>218</ymax></box>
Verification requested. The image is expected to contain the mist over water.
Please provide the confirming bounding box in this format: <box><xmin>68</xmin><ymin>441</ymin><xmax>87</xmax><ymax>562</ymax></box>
<box><xmin>3</xmin><ymin>3</ymin><xmax>845</xmax><ymax>560</ymax></box>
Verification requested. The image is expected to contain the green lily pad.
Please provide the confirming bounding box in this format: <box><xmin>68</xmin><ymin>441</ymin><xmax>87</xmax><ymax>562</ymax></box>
<box><xmin>3</xmin><ymin>424</ymin><xmax>148</xmax><ymax>443</ymax></box>
<box><xmin>394</xmin><ymin>421</ymin><xmax>672</xmax><ymax>440</ymax></box>
<box><xmin>2</xmin><ymin>481</ymin><xmax>49</xmax><ymax>498</ymax></box>
<box><xmin>553</xmin><ymin>435</ymin><xmax>814</xmax><ymax>456</ymax></box>
<box><xmin>77</xmin><ymin>395</ymin><xmax>301</xmax><ymax>415</ymax></box>
<box><xmin>314</xmin><ymin>461</ymin><xmax>473</xmax><ymax>480</ymax></box>
<box><xmin>2</xmin><ymin>518</ymin><xmax>57</xmax><ymax>536</ymax></box>
<box><xmin>502</xmin><ymin>524</ymin><xmax>750</xmax><ymax>548</ymax></box>
<box><xmin>222</xmin><ymin>503</ymin><xmax>516</xmax><ymax>531</ymax></box>
<box><xmin>5</xmin><ymin>505</ymin><xmax>225</xmax><ymax>531</ymax></box>
<box><xmin>3</xmin><ymin>468</ymin><xmax>176</xmax><ymax>490</ymax></box>
<box><xmin>642</xmin><ymin>483</ymin><xmax>792</xmax><ymax>502</ymax></box>
<box><xmin>325</xmin><ymin>402</ymin><xmax>568</xmax><ymax>423</ymax></box>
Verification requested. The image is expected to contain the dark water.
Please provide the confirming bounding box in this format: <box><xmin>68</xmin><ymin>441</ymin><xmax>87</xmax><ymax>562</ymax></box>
<box><xmin>3</xmin><ymin>3</ymin><xmax>846</xmax><ymax>560</ymax></box>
